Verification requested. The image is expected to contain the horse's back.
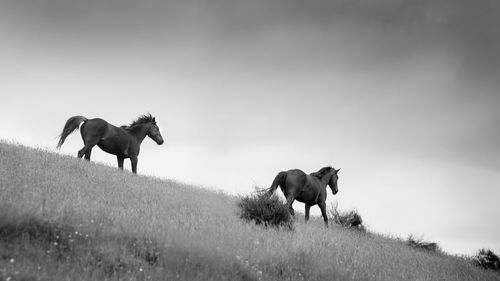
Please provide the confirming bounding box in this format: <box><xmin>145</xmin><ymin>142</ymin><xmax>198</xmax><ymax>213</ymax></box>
<box><xmin>286</xmin><ymin>169</ymin><xmax>307</xmax><ymax>177</ymax></box>
<box><xmin>81</xmin><ymin>118</ymin><xmax>106</xmax><ymax>131</ymax></box>
<box><xmin>81</xmin><ymin>118</ymin><xmax>125</xmax><ymax>141</ymax></box>
<box><xmin>82</xmin><ymin>118</ymin><xmax>107</xmax><ymax>127</ymax></box>
<box><xmin>285</xmin><ymin>169</ymin><xmax>308</xmax><ymax>186</ymax></box>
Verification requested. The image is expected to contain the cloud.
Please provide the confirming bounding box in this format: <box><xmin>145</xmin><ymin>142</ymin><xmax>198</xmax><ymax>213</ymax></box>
<box><xmin>2</xmin><ymin>0</ymin><xmax>498</xmax><ymax>74</ymax></box>
<box><xmin>2</xmin><ymin>0</ymin><xmax>499</xmax><ymax>169</ymax></box>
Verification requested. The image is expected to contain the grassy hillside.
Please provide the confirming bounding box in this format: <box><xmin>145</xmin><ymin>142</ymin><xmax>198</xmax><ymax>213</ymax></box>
<box><xmin>0</xmin><ymin>140</ymin><xmax>498</xmax><ymax>281</ymax></box>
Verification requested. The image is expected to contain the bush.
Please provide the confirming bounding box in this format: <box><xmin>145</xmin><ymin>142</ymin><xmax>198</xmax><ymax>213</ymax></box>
<box><xmin>406</xmin><ymin>235</ymin><xmax>440</xmax><ymax>253</ymax></box>
<box><xmin>328</xmin><ymin>203</ymin><xmax>365</xmax><ymax>231</ymax></box>
<box><xmin>472</xmin><ymin>248</ymin><xmax>500</xmax><ymax>272</ymax></box>
<box><xmin>237</xmin><ymin>190</ymin><xmax>293</xmax><ymax>229</ymax></box>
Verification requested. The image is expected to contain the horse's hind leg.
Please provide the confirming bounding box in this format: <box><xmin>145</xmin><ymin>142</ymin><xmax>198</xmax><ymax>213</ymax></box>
<box><xmin>318</xmin><ymin>201</ymin><xmax>328</xmax><ymax>227</ymax></box>
<box><xmin>77</xmin><ymin>144</ymin><xmax>95</xmax><ymax>160</ymax></box>
<box><xmin>77</xmin><ymin>146</ymin><xmax>86</xmax><ymax>158</ymax></box>
<box><xmin>77</xmin><ymin>137</ymin><xmax>99</xmax><ymax>160</ymax></box>
<box><xmin>84</xmin><ymin>148</ymin><xmax>92</xmax><ymax>160</ymax></box>
<box><xmin>78</xmin><ymin>124</ymin><xmax>101</xmax><ymax>160</ymax></box>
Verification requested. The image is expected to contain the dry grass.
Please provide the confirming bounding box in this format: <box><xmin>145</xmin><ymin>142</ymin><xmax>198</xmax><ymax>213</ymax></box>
<box><xmin>473</xmin><ymin>248</ymin><xmax>500</xmax><ymax>272</ymax></box>
<box><xmin>237</xmin><ymin>190</ymin><xmax>293</xmax><ymax>229</ymax></box>
<box><xmin>328</xmin><ymin>202</ymin><xmax>365</xmax><ymax>231</ymax></box>
<box><xmin>1</xmin><ymin>140</ymin><xmax>498</xmax><ymax>281</ymax></box>
<box><xmin>406</xmin><ymin>235</ymin><xmax>441</xmax><ymax>253</ymax></box>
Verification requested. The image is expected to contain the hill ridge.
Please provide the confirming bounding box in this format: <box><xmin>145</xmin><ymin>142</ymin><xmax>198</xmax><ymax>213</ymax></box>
<box><xmin>0</xmin><ymin>140</ymin><xmax>498</xmax><ymax>281</ymax></box>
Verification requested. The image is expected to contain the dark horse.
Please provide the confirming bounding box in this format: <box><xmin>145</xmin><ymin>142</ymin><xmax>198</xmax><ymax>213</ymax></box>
<box><xmin>57</xmin><ymin>114</ymin><xmax>164</xmax><ymax>174</ymax></box>
<box><xmin>267</xmin><ymin>166</ymin><xmax>340</xmax><ymax>226</ymax></box>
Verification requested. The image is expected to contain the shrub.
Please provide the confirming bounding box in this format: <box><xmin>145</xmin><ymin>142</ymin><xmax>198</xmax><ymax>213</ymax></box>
<box><xmin>406</xmin><ymin>235</ymin><xmax>440</xmax><ymax>253</ymax></box>
<box><xmin>472</xmin><ymin>248</ymin><xmax>500</xmax><ymax>272</ymax></box>
<box><xmin>328</xmin><ymin>203</ymin><xmax>365</xmax><ymax>231</ymax></box>
<box><xmin>237</xmin><ymin>190</ymin><xmax>293</xmax><ymax>229</ymax></box>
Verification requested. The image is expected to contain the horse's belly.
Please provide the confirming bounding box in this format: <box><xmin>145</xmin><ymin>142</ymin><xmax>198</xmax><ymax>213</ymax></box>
<box><xmin>97</xmin><ymin>141</ymin><xmax>129</xmax><ymax>158</ymax></box>
<box><xmin>295</xmin><ymin>190</ymin><xmax>317</xmax><ymax>204</ymax></box>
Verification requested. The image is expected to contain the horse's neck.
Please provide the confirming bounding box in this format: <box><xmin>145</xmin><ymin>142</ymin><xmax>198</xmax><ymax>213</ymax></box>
<box><xmin>311</xmin><ymin>175</ymin><xmax>328</xmax><ymax>186</ymax></box>
<box><xmin>319</xmin><ymin>172</ymin><xmax>334</xmax><ymax>185</ymax></box>
<box><xmin>128</xmin><ymin>124</ymin><xmax>149</xmax><ymax>144</ymax></box>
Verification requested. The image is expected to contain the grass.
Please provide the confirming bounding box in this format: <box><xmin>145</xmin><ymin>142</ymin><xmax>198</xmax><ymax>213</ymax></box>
<box><xmin>1</xmin><ymin>140</ymin><xmax>499</xmax><ymax>281</ymax></box>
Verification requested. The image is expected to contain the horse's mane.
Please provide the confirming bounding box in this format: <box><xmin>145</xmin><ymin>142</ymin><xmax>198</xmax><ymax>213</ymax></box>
<box><xmin>310</xmin><ymin>166</ymin><xmax>334</xmax><ymax>179</ymax></box>
<box><xmin>121</xmin><ymin>113</ymin><xmax>156</xmax><ymax>130</ymax></box>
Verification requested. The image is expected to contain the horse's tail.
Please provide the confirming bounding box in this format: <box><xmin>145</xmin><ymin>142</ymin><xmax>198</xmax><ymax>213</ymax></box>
<box><xmin>57</xmin><ymin>115</ymin><xmax>88</xmax><ymax>149</ymax></box>
<box><xmin>267</xmin><ymin>171</ymin><xmax>287</xmax><ymax>196</ymax></box>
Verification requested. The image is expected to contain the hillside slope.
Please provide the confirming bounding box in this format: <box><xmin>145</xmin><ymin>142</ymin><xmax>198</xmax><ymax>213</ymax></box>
<box><xmin>0</xmin><ymin>140</ymin><xmax>498</xmax><ymax>281</ymax></box>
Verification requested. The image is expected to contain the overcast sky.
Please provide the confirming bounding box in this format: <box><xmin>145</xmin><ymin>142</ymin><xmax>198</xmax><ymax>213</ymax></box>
<box><xmin>1</xmin><ymin>0</ymin><xmax>499</xmax><ymax>255</ymax></box>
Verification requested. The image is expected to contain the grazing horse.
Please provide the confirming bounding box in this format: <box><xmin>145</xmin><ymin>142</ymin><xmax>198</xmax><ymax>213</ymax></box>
<box><xmin>267</xmin><ymin>166</ymin><xmax>340</xmax><ymax>226</ymax></box>
<box><xmin>57</xmin><ymin>114</ymin><xmax>164</xmax><ymax>174</ymax></box>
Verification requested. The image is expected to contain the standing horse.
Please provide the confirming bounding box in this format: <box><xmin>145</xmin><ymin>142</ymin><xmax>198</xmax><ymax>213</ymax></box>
<box><xmin>267</xmin><ymin>166</ymin><xmax>340</xmax><ymax>226</ymax></box>
<box><xmin>57</xmin><ymin>114</ymin><xmax>164</xmax><ymax>174</ymax></box>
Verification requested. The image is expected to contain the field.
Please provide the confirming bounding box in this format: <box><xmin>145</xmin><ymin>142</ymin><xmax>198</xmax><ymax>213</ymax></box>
<box><xmin>0</xmin><ymin>140</ymin><xmax>498</xmax><ymax>281</ymax></box>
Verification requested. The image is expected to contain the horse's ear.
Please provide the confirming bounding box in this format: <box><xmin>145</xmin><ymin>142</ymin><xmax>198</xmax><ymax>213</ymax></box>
<box><xmin>336</xmin><ymin>168</ymin><xmax>341</xmax><ymax>173</ymax></box>
<box><xmin>152</xmin><ymin>117</ymin><xmax>156</xmax><ymax>123</ymax></box>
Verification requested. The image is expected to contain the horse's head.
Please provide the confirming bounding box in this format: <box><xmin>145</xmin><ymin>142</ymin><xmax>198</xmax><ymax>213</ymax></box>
<box><xmin>147</xmin><ymin>117</ymin><xmax>164</xmax><ymax>145</ymax></box>
<box><xmin>328</xmin><ymin>168</ymin><xmax>340</xmax><ymax>195</ymax></box>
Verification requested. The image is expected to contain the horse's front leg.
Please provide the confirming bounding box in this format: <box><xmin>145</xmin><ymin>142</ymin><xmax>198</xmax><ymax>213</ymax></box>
<box><xmin>130</xmin><ymin>156</ymin><xmax>138</xmax><ymax>174</ymax></box>
<box><xmin>117</xmin><ymin>156</ymin><xmax>124</xmax><ymax>170</ymax></box>
<box><xmin>305</xmin><ymin>204</ymin><xmax>311</xmax><ymax>222</ymax></box>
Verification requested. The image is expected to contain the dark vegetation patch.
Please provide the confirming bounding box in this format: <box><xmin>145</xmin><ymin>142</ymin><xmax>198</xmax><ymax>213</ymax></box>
<box><xmin>0</xmin><ymin>217</ymin><xmax>90</xmax><ymax>260</ymax></box>
<box><xmin>0</xmin><ymin>216</ymin><xmax>146</xmax><ymax>279</ymax></box>
<box><xmin>472</xmin><ymin>248</ymin><xmax>500</xmax><ymax>273</ymax></box>
<box><xmin>0</xmin><ymin>215</ymin><xmax>260</xmax><ymax>281</ymax></box>
<box><xmin>237</xmin><ymin>191</ymin><xmax>294</xmax><ymax>230</ymax></box>
<box><xmin>406</xmin><ymin>235</ymin><xmax>440</xmax><ymax>253</ymax></box>
<box><xmin>125</xmin><ymin>237</ymin><xmax>162</xmax><ymax>266</ymax></box>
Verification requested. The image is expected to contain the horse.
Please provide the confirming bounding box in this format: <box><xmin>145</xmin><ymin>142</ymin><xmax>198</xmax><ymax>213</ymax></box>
<box><xmin>267</xmin><ymin>166</ymin><xmax>340</xmax><ymax>226</ymax></box>
<box><xmin>56</xmin><ymin>114</ymin><xmax>164</xmax><ymax>174</ymax></box>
